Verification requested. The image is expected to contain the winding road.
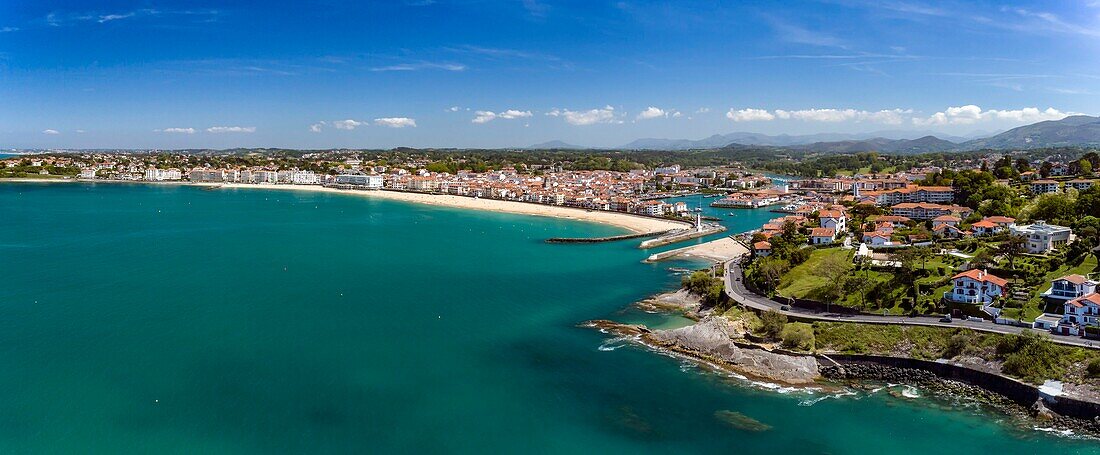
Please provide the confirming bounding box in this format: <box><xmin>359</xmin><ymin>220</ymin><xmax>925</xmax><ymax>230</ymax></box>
<box><xmin>723</xmin><ymin>256</ymin><xmax>1100</xmax><ymax>350</ymax></box>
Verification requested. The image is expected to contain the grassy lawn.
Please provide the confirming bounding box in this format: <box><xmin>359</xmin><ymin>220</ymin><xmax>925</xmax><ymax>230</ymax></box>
<box><xmin>775</xmin><ymin>248</ymin><xmax>853</xmax><ymax>298</ymax></box>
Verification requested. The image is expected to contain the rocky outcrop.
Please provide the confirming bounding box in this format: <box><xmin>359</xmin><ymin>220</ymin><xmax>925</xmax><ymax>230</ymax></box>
<box><xmin>585</xmin><ymin>317</ymin><xmax>820</xmax><ymax>385</ymax></box>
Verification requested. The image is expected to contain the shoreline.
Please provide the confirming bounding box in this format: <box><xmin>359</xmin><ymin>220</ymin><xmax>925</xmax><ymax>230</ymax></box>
<box><xmin>0</xmin><ymin>178</ymin><xmax>690</xmax><ymax>235</ymax></box>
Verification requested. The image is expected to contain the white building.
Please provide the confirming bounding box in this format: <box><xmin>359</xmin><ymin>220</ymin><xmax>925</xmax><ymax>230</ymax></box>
<box><xmin>945</xmin><ymin>269</ymin><xmax>1007</xmax><ymax>305</ymax></box>
<box><xmin>1056</xmin><ymin>293</ymin><xmax>1100</xmax><ymax>336</ymax></box>
<box><xmin>1043</xmin><ymin>274</ymin><xmax>1097</xmax><ymax>301</ymax></box>
<box><xmin>290</xmin><ymin>171</ymin><xmax>319</xmax><ymax>185</ymax></box>
<box><xmin>817</xmin><ymin>210</ymin><xmax>846</xmax><ymax>233</ymax></box>
<box><xmin>144</xmin><ymin>168</ymin><xmax>182</xmax><ymax>181</ymax></box>
<box><xmin>1030</xmin><ymin>180</ymin><xmax>1060</xmax><ymax>195</ymax></box>
<box><xmin>335</xmin><ymin>174</ymin><xmax>383</xmax><ymax>189</ymax></box>
<box><xmin>79</xmin><ymin>168</ymin><xmax>96</xmax><ymax>179</ymax></box>
<box><xmin>1010</xmin><ymin>221</ymin><xmax>1073</xmax><ymax>254</ymax></box>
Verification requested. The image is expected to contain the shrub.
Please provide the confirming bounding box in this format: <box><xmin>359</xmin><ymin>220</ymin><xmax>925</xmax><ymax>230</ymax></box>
<box><xmin>1088</xmin><ymin>358</ymin><xmax>1100</xmax><ymax>378</ymax></box>
<box><xmin>997</xmin><ymin>332</ymin><xmax>1064</xmax><ymax>383</ymax></box>
<box><xmin>759</xmin><ymin>310</ymin><xmax>788</xmax><ymax>340</ymax></box>
<box><xmin>943</xmin><ymin>332</ymin><xmax>972</xmax><ymax>358</ymax></box>
<box><xmin>781</xmin><ymin>323</ymin><xmax>815</xmax><ymax>351</ymax></box>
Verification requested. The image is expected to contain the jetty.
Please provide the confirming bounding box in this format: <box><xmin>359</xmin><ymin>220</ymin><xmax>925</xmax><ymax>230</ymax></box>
<box><xmin>547</xmin><ymin>230</ymin><xmax>673</xmax><ymax>243</ymax></box>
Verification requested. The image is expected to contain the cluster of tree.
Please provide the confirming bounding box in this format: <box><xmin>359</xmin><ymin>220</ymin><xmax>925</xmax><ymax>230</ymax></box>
<box><xmin>0</xmin><ymin>161</ymin><xmax>78</xmax><ymax>178</ymax></box>
<box><xmin>748</xmin><ymin>221</ymin><xmax>811</xmax><ymax>291</ymax></box>
<box><xmin>681</xmin><ymin>271</ymin><xmax>727</xmax><ymax>309</ymax></box>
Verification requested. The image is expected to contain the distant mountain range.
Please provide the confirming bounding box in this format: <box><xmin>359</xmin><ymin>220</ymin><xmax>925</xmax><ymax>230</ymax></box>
<box><xmin>527</xmin><ymin>115</ymin><xmax>1100</xmax><ymax>153</ymax></box>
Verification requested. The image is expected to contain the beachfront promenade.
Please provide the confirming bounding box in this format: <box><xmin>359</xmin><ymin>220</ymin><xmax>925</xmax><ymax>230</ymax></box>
<box><xmin>722</xmin><ymin>256</ymin><xmax>1100</xmax><ymax>350</ymax></box>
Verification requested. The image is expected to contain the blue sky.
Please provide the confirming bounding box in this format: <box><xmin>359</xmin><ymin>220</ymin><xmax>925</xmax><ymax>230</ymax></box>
<box><xmin>2</xmin><ymin>0</ymin><xmax>1099</xmax><ymax>149</ymax></box>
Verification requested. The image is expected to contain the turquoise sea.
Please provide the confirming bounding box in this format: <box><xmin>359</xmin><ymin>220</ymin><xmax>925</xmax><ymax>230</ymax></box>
<box><xmin>1</xmin><ymin>182</ymin><xmax>1097</xmax><ymax>453</ymax></box>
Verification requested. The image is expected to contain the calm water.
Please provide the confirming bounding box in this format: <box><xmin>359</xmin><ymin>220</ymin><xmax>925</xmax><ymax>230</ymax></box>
<box><xmin>1</xmin><ymin>182</ymin><xmax>1097</xmax><ymax>453</ymax></box>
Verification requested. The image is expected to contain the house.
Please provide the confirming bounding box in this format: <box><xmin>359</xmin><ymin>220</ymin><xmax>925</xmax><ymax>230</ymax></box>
<box><xmin>932</xmin><ymin>223</ymin><xmax>969</xmax><ymax>239</ymax></box>
<box><xmin>1066</xmin><ymin>179</ymin><xmax>1095</xmax><ymax>191</ymax></box>
<box><xmin>1055</xmin><ymin>293</ymin><xmax>1100</xmax><ymax>336</ymax></box>
<box><xmin>1030</xmin><ymin>180</ymin><xmax>1060</xmax><ymax>195</ymax></box>
<box><xmin>79</xmin><ymin>168</ymin><xmax>96</xmax><ymax>179</ymax></box>
<box><xmin>874</xmin><ymin>215</ymin><xmax>912</xmax><ymax>227</ymax></box>
<box><xmin>1043</xmin><ymin>274</ymin><xmax>1097</xmax><ymax>301</ymax></box>
<box><xmin>1009</xmin><ymin>221</ymin><xmax>1073</xmax><ymax>254</ymax></box>
<box><xmin>931</xmin><ymin>215</ymin><xmax>960</xmax><ymax>228</ymax></box>
<box><xmin>1019</xmin><ymin>171</ymin><xmax>1037</xmax><ymax>182</ymax></box>
<box><xmin>970</xmin><ymin>216</ymin><xmax>1015</xmax><ymax>236</ymax></box>
<box><xmin>753</xmin><ymin>241</ymin><xmax>772</xmax><ymax>257</ymax></box>
<box><xmin>945</xmin><ymin>269</ymin><xmax>1007</xmax><ymax>304</ymax></box>
<box><xmin>810</xmin><ymin>227</ymin><xmax>836</xmax><ymax>245</ymax></box>
<box><xmin>862</xmin><ymin>231</ymin><xmax>891</xmax><ymax>246</ymax></box>
<box><xmin>817</xmin><ymin>210</ymin><xmax>846</xmax><ymax>233</ymax></box>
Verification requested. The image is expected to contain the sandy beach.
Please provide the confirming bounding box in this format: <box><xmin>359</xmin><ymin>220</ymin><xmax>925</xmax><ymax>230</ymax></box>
<box><xmin>645</xmin><ymin>237</ymin><xmax>749</xmax><ymax>262</ymax></box>
<box><xmin>217</xmin><ymin>183</ymin><xmax>689</xmax><ymax>234</ymax></box>
<box><xmin>0</xmin><ymin>178</ymin><xmax>691</xmax><ymax>233</ymax></box>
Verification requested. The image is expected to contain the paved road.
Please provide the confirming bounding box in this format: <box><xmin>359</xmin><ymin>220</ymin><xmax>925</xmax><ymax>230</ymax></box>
<box><xmin>723</xmin><ymin>256</ymin><xmax>1100</xmax><ymax>350</ymax></box>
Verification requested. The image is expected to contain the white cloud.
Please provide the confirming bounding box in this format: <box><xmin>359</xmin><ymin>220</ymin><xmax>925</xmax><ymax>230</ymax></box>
<box><xmin>75</xmin><ymin>129</ymin><xmax>86</xmax><ymax>133</ymax></box>
<box><xmin>206</xmin><ymin>126</ymin><xmax>256</xmax><ymax>133</ymax></box>
<box><xmin>309</xmin><ymin>122</ymin><xmax>326</xmax><ymax>133</ymax></box>
<box><xmin>727</xmin><ymin>108</ymin><xmax>911</xmax><ymax>124</ymax></box>
<box><xmin>0</xmin><ymin>27</ymin><xmax>18</xmax><ymax>33</ymax></box>
<box><xmin>499</xmin><ymin>109</ymin><xmax>532</xmax><ymax>119</ymax></box>
<box><xmin>636</xmin><ymin>106</ymin><xmax>667</xmax><ymax>120</ymax></box>
<box><xmin>914</xmin><ymin>105</ymin><xmax>1073</xmax><ymax>125</ymax></box>
<box><xmin>370</xmin><ymin>62</ymin><xmax>466</xmax><ymax>72</ymax></box>
<box><xmin>472</xmin><ymin>109</ymin><xmax>532</xmax><ymax>123</ymax></box>
<box><xmin>374</xmin><ymin>117</ymin><xmax>417</xmax><ymax>128</ymax></box>
<box><xmin>98</xmin><ymin>12</ymin><xmax>136</xmax><ymax>23</ymax></box>
<box><xmin>332</xmin><ymin>119</ymin><xmax>365</xmax><ymax>130</ymax></box>
<box><xmin>42</xmin><ymin>129</ymin><xmax>60</xmax><ymax>135</ymax></box>
<box><xmin>774</xmin><ymin>108</ymin><xmax>911</xmax><ymax>124</ymax></box>
<box><xmin>156</xmin><ymin>127</ymin><xmax>196</xmax><ymax>134</ymax></box>
<box><xmin>548</xmin><ymin>106</ymin><xmax>619</xmax><ymax>125</ymax></box>
<box><xmin>672</xmin><ymin>111</ymin><xmax>683</xmax><ymax>118</ymax></box>
<box><xmin>726</xmin><ymin>108</ymin><xmax>775</xmax><ymax>122</ymax></box>
<box><xmin>696</xmin><ymin>107</ymin><xmax>710</xmax><ymax>114</ymax></box>
<box><xmin>447</xmin><ymin>106</ymin><xmax>461</xmax><ymax>112</ymax></box>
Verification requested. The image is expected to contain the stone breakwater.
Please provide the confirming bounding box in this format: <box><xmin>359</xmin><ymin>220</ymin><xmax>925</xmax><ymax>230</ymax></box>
<box><xmin>821</xmin><ymin>363</ymin><xmax>1100</xmax><ymax>436</ymax></box>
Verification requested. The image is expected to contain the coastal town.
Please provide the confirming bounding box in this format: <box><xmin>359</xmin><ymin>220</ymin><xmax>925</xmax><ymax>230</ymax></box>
<box><xmin>6</xmin><ymin>146</ymin><xmax>1100</xmax><ymax>431</ymax></box>
<box><xmin>5</xmin><ymin>148</ymin><xmax>1100</xmax><ymax>338</ymax></box>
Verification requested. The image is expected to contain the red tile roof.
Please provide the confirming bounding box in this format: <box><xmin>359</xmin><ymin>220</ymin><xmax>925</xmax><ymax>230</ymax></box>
<box><xmin>753</xmin><ymin>241</ymin><xmax>772</xmax><ymax>250</ymax></box>
<box><xmin>951</xmin><ymin>269</ymin><xmax>1008</xmax><ymax>288</ymax></box>
<box><xmin>1056</xmin><ymin>274</ymin><xmax>1092</xmax><ymax>285</ymax></box>
<box><xmin>811</xmin><ymin>227</ymin><xmax>836</xmax><ymax>237</ymax></box>
<box><xmin>1068</xmin><ymin>292</ymin><xmax>1100</xmax><ymax>308</ymax></box>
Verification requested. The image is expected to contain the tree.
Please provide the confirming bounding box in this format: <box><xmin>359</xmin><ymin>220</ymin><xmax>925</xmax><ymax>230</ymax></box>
<box><xmin>759</xmin><ymin>310</ymin><xmax>787</xmax><ymax>340</ymax></box>
<box><xmin>1020</xmin><ymin>192</ymin><xmax>1076</xmax><ymax>224</ymax></box>
<box><xmin>1080</xmin><ymin>159</ymin><xmax>1093</xmax><ymax>177</ymax></box>
<box><xmin>813</xmin><ymin>253</ymin><xmax>853</xmax><ymax>302</ymax></box>
<box><xmin>1040</xmin><ymin>161</ymin><xmax>1053</xmax><ymax>178</ymax></box>
<box><xmin>755</xmin><ymin>257</ymin><xmax>790</xmax><ymax>291</ymax></box>
<box><xmin>1077</xmin><ymin>186</ymin><xmax>1100</xmax><ymax>218</ymax></box>
<box><xmin>998</xmin><ymin>236</ymin><xmax>1026</xmax><ymax>270</ymax></box>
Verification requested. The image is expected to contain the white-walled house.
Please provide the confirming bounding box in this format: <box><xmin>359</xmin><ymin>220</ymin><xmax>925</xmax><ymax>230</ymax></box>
<box><xmin>810</xmin><ymin>227</ymin><xmax>836</xmax><ymax>245</ymax></box>
<box><xmin>1043</xmin><ymin>274</ymin><xmax>1097</xmax><ymax>301</ymax></box>
<box><xmin>945</xmin><ymin>269</ymin><xmax>1007</xmax><ymax>305</ymax></box>
<box><xmin>817</xmin><ymin>210</ymin><xmax>846</xmax><ymax>233</ymax></box>
<box><xmin>753</xmin><ymin>241</ymin><xmax>772</xmax><ymax>257</ymax></box>
<box><xmin>1056</xmin><ymin>293</ymin><xmax>1100</xmax><ymax>336</ymax></box>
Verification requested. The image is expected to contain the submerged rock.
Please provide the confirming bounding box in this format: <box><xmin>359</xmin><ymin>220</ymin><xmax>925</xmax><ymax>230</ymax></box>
<box><xmin>714</xmin><ymin>410</ymin><xmax>772</xmax><ymax>432</ymax></box>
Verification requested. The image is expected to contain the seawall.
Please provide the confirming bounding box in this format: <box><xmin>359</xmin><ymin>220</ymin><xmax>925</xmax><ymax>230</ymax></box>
<box><xmin>820</xmin><ymin>354</ymin><xmax>1100</xmax><ymax>422</ymax></box>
